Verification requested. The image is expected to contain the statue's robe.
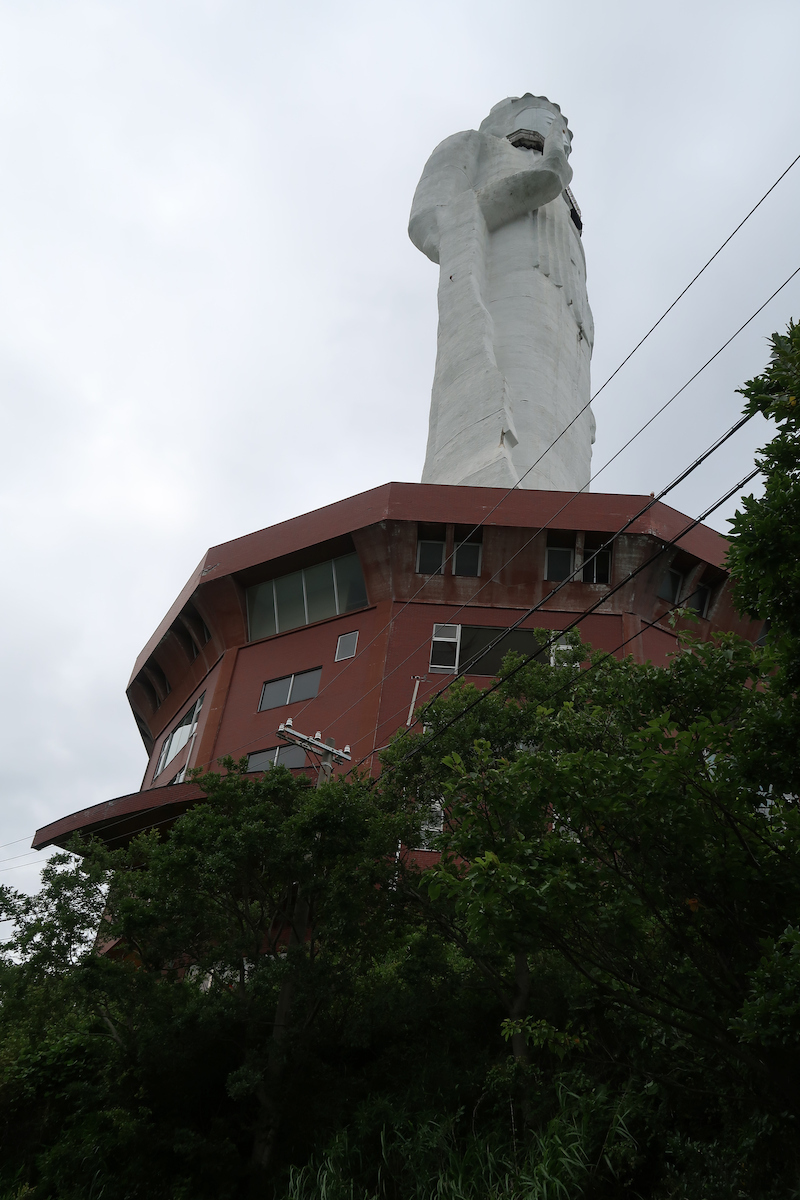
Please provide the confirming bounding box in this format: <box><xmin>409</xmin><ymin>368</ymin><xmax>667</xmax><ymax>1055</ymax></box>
<box><xmin>409</xmin><ymin>129</ymin><xmax>595</xmax><ymax>491</ymax></box>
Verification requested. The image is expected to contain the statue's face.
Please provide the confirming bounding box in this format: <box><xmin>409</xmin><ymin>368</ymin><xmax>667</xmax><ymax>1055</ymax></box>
<box><xmin>513</xmin><ymin>107</ymin><xmax>571</xmax><ymax>157</ymax></box>
<box><xmin>481</xmin><ymin>101</ymin><xmax>572</xmax><ymax>157</ymax></box>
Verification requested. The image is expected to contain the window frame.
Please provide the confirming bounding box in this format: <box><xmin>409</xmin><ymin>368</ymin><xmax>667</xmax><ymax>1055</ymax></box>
<box><xmin>544</xmin><ymin>545</ymin><xmax>575</xmax><ymax>582</ymax></box>
<box><xmin>334</xmin><ymin>631</ymin><xmax>359</xmax><ymax>661</ymax></box>
<box><xmin>246</xmin><ymin>553</ymin><xmax>368</xmax><ymax>641</ymax></box>
<box><xmin>257</xmin><ymin>667</ymin><xmax>322</xmax><ymax>712</ymax></box>
<box><xmin>154</xmin><ymin>692</ymin><xmax>205</xmax><ymax>779</ymax></box>
<box><xmin>246</xmin><ymin>744</ymin><xmax>307</xmax><ymax>772</ymax></box>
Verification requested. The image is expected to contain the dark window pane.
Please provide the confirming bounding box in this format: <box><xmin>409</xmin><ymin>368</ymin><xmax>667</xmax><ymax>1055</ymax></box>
<box><xmin>304</xmin><ymin>561</ymin><xmax>337</xmax><ymax>624</ymax></box>
<box><xmin>289</xmin><ymin>667</ymin><xmax>322</xmax><ymax>703</ymax></box>
<box><xmin>417</xmin><ymin>541</ymin><xmax>445</xmax><ymax>575</ymax></box>
<box><xmin>335</xmin><ymin>631</ymin><xmax>358</xmax><ymax>661</ymax></box>
<box><xmin>258</xmin><ymin>675</ymin><xmax>293</xmax><ymax>711</ymax></box>
<box><xmin>334</xmin><ymin>553</ymin><xmax>368</xmax><ymax>612</ymax></box>
<box><xmin>460</xmin><ymin>627</ymin><xmax>543</xmax><ymax>676</ymax></box>
<box><xmin>247</xmin><ymin>582</ymin><xmax>276</xmax><ymax>640</ymax></box>
<box><xmin>276</xmin><ymin>744</ymin><xmax>306</xmax><ymax>768</ymax></box>
<box><xmin>545</xmin><ymin>547</ymin><xmax>573</xmax><ymax>581</ymax></box>
<box><xmin>686</xmin><ymin>583</ymin><xmax>711</xmax><ymax>616</ymax></box>
<box><xmin>454</xmin><ymin>542</ymin><xmax>481</xmax><ymax>577</ymax></box>
<box><xmin>275</xmin><ymin>570</ymin><xmax>306</xmax><ymax>632</ymax></box>
<box><xmin>248</xmin><ymin>748</ymin><xmax>277</xmax><ymax>771</ymax></box>
<box><xmin>430</xmin><ymin>639</ymin><xmax>458</xmax><ymax>669</ymax></box>
<box><xmin>657</xmin><ymin>569</ymin><xmax>682</xmax><ymax>603</ymax></box>
<box><xmin>583</xmin><ymin>549</ymin><xmax>610</xmax><ymax>584</ymax></box>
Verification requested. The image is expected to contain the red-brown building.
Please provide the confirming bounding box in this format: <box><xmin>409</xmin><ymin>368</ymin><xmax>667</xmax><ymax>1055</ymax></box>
<box><xmin>33</xmin><ymin>481</ymin><xmax>759</xmax><ymax>852</ymax></box>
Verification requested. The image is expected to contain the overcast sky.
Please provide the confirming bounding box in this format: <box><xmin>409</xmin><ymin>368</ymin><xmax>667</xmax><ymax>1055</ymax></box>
<box><xmin>1</xmin><ymin>0</ymin><xmax>799</xmax><ymax>892</ymax></box>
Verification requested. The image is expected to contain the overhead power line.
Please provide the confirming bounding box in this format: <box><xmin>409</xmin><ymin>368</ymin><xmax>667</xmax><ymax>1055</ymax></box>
<box><xmin>290</xmin><ymin>258</ymin><xmax>798</xmax><ymax>757</ymax></box>
<box><xmin>381</xmin><ymin>466</ymin><xmax>760</xmax><ymax>776</ymax></box>
<box><xmin>285</xmin><ymin>177</ymin><xmax>800</xmax><ymax>735</ymax></box>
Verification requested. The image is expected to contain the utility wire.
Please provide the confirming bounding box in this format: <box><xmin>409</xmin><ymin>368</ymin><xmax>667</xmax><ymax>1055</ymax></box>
<box><xmin>377</xmin><ymin>466</ymin><xmax>760</xmax><ymax>777</ymax></box>
<box><xmin>352</xmin><ymin>409</ymin><xmax>756</xmax><ymax>751</ymax></box>
<box><xmin>281</xmin><ymin>159</ymin><xmax>800</xmax><ymax>733</ymax></box>
<box><xmin>14</xmin><ymin>160</ymin><xmax>799</xmax><ymax>861</ymax></box>
<box><xmin>289</xmin><ymin>257</ymin><xmax>798</xmax><ymax>758</ymax></box>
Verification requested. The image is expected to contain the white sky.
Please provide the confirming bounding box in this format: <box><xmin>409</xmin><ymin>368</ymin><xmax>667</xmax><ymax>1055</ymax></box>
<box><xmin>1</xmin><ymin>0</ymin><xmax>799</xmax><ymax>893</ymax></box>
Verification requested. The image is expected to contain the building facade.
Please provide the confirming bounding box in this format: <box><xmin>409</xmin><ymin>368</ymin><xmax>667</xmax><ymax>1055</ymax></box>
<box><xmin>34</xmin><ymin>481</ymin><xmax>759</xmax><ymax>852</ymax></box>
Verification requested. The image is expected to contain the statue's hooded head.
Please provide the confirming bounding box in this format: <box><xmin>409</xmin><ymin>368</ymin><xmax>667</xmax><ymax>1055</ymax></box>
<box><xmin>479</xmin><ymin>94</ymin><xmax>573</xmax><ymax>156</ymax></box>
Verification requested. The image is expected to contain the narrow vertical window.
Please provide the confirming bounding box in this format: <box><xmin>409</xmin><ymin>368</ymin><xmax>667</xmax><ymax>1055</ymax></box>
<box><xmin>430</xmin><ymin>624</ymin><xmax>461</xmax><ymax>672</ymax></box>
<box><xmin>416</xmin><ymin>524</ymin><xmax>447</xmax><ymax>575</ymax></box>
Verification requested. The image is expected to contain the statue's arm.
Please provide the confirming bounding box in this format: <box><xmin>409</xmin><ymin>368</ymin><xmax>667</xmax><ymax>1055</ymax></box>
<box><xmin>476</xmin><ymin>117</ymin><xmax>573</xmax><ymax>231</ymax></box>
<box><xmin>408</xmin><ymin>131</ymin><xmax>481</xmax><ymax>264</ymax></box>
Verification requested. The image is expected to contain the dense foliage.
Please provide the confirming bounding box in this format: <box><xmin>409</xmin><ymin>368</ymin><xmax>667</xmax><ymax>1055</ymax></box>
<box><xmin>1</xmin><ymin>325</ymin><xmax>799</xmax><ymax>1198</ymax></box>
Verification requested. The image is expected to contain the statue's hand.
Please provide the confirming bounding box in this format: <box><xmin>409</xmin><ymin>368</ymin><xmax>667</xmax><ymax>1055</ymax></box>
<box><xmin>542</xmin><ymin>116</ymin><xmax>571</xmax><ymax>175</ymax></box>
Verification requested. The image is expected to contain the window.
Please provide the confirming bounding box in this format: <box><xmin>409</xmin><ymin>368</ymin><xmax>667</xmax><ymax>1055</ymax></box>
<box><xmin>454</xmin><ymin>525</ymin><xmax>482</xmax><ymax>577</ymax></box>
<box><xmin>685</xmin><ymin>582</ymin><xmax>711</xmax><ymax>618</ymax></box>
<box><xmin>545</xmin><ymin>532</ymin><xmax>575</xmax><ymax>581</ymax></box>
<box><xmin>247</xmin><ymin>744</ymin><xmax>307</xmax><ymax>772</ymax></box>
<box><xmin>155</xmin><ymin>693</ymin><xmax>205</xmax><ymax>778</ymax></box>
<box><xmin>430</xmin><ymin>623</ymin><xmax>460</xmax><ymax>670</ymax></box>
<box><xmin>416</xmin><ymin>523</ymin><xmax>446</xmax><ymax>575</ymax></box>
<box><xmin>413</xmin><ymin>801</ymin><xmax>445</xmax><ymax>850</ymax></box>
<box><xmin>657</xmin><ymin>568</ymin><xmax>683</xmax><ymax>604</ymax></box>
<box><xmin>246</xmin><ymin>553</ymin><xmax>368</xmax><ymax>641</ymax></box>
<box><xmin>430</xmin><ymin>624</ymin><xmax>547</xmax><ymax>675</ymax></box>
<box><xmin>335</xmin><ymin>631</ymin><xmax>358</xmax><ymax>661</ymax></box>
<box><xmin>582</xmin><ymin>533</ymin><xmax>611</xmax><ymax>584</ymax></box>
<box><xmin>258</xmin><ymin>668</ymin><xmax>322</xmax><ymax>712</ymax></box>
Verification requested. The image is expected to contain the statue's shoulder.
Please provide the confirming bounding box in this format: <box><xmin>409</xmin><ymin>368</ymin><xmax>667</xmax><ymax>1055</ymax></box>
<box><xmin>423</xmin><ymin>128</ymin><xmax>484</xmax><ymax>170</ymax></box>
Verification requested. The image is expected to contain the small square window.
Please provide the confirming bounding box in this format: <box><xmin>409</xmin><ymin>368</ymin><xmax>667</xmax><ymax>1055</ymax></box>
<box><xmin>454</xmin><ymin>542</ymin><xmax>481</xmax><ymax>577</ymax></box>
<box><xmin>545</xmin><ymin>547</ymin><xmax>574</xmax><ymax>581</ymax></box>
<box><xmin>335</xmin><ymin>631</ymin><xmax>358</xmax><ymax>661</ymax></box>
<box><xmin>417</xmin><ymin>540</ymin><xmax>445</xmax><ymax>574</ymax></box>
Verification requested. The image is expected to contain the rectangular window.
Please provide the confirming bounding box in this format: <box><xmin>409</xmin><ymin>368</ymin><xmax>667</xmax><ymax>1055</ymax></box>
<box><xmin>258</xmin><ymin>667</ymin><xmax>322</xmax><ymax>712</ymax></box>
<box><xmin>413</xmin><ymin>801</ymin><xmax>445</xmax><ymax>850</ymax></box>
<box><xmin>246</xmin><ymin>553</ymin><xmax>368</xmax><ymax>641</ymax></box>
<box><xmin>545</xmin><ymin>531</ymin><xmax>576</xmax><ymax>582</ymax></box>
<box><xmin>155</xmin><ymin>693</ymin><xmax>205</xmax><ymax>778</ymax></box>
<box><xmin>657</xmin><ymin>568</ymin><xmax>683</xmax><ymax>604</ymax></box>
<box><xmin>247</xmin><ymin>744</ymin><xmax>307</xmax><ymax>772</ymax></box>
<box><xmin>430</xmin><ymin>623</ymin><xmax>460</xmax><ymax>671</ymax></box>
<box><xmin>430</xmin><ymin>625</ymin><xmax>547</xmax><ymax>676</ymax></box>
<box><xmin>581</xmin><ymin>533</ymin><xmax>611</xmax><ymax>584</ymax></box>
<box><xmin>453</xmin><ymin>525</ymin><xmax>482</xmax><ymax>577</ymax></box>
<box><xmin>335</xmin><ymin>631</ymin><xmax>358</xmax><ymax>661</ymax></box>
<box><xmin>416</xmin><ymin>523</ymin><xmax>447</xmax><ymax>575</ymax></box>
<box><xmin>304</xmin><ymin>560</ymin><xmax>337</xmax><ymax>624</ymax></box>
<box><xmin>333</xmin><ymin>553</ymin><xmax>368</xmax><ymax>612</ymax></box>
<box><xmin>582</xmin><ymin>550</ymin><xmax>610</xmax><ymax>584</ymax></box>
<box><xmin>685</xmin><ymin>582</ymin><xmax>711</xmax><ymax>618</ymax></box>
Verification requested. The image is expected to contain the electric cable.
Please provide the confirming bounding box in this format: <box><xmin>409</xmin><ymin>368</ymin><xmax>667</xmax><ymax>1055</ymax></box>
<box><xmin>284</xmin><ymin>262</ymin><xmax>799</xmax><ymax>746</ymax></box>
<box><xmin>274</xmin><ymin>157</ymin><xmax>800</xmax><ymax>733</ymax></box>
<box><xmin>374</xmin><ymin>466</ymin><xmax>760</xmax><ymax>777</ymax></box>
<box><xmin>13</xmin><ymin>163</ymin><xmax>799</xmax><ymax>862</ymax></box>
<box><xmin>347</xmin><ymin>409</ymin><xmax>757</xmax><ymax>753</ymax></box>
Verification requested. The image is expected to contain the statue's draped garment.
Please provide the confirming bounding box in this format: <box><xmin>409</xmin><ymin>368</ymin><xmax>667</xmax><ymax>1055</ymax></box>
<box><xmin>409</xmin><ymin>96</ymin><xmax>595</xmax><ymax>491</ymax></box>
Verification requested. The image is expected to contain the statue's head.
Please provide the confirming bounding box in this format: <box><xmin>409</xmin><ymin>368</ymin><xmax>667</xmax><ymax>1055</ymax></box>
<box><xmin>479</xmin><ymin>94</ymin><xmax>572</xmax><ymax>156</ymax></box>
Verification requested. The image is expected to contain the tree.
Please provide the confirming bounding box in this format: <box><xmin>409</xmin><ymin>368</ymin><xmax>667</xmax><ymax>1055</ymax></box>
<box><xmin>0</xmin><ymin>763</ymin><xmax>420</xmax><ymax>1198</ymax></box>
<box><xmin>380</xmin><ymin>627</ymin><xmax>800</xmax><ymax>1196</ymax></box>
<box><xmin>727</xmin><ymin>318</ymin><xmax>800</xmax><ymax>681</ymax></box>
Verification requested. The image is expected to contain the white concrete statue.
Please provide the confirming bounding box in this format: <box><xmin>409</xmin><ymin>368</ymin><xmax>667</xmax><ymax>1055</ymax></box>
<box><xmin>409</xmin><ymin>94</ymin><xmax>595</xmax><ymax>491</ymax></box>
